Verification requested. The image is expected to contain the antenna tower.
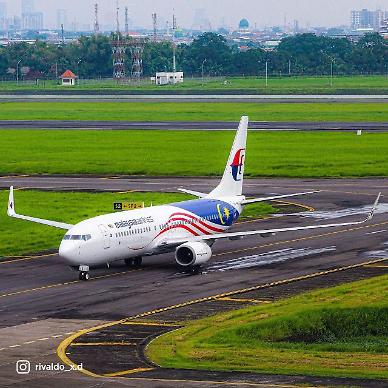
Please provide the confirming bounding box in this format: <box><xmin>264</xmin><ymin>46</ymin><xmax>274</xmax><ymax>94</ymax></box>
<box><xmin>152</xmin><ymin>13</ymin><xmax>157</xmax><ymax>42</ymax></box>
<box><xmin>94</xmin><ymin>3</ymin><xmax>99</xmax><ymax>34</ymax></box>
<box><xmin>61</xmin><ymin>24</ymin><xmax>64</xmax><ymax>44</ymax></box>
<box><xmin>111</xmin><ymin>1</ymin><xmax>127</xmax><ymax>81</ymax></box>
<box><xmin>125</xmin><ymin>7</ymin><xmax>129</xmax><ymax>35</ymax></box>
<box><xmin>172</xmin><ymin>14</ymin><xmax>177</xmax><ymax>73</ymax></box>
<box><xmin>129</xmin><ymin>38</ymin><xmax>147</xmax><ymax>83</ymax></box>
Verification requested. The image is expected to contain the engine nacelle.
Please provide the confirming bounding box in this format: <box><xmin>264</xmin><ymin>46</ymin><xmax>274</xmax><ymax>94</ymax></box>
<box><xmin>175</xmin><ymin>242</ymin><xmax>212</xmax><ymax>267</ymax></box>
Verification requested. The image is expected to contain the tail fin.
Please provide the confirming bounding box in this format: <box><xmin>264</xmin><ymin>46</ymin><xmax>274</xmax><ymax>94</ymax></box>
<box><xmin>208</xmin><ymin>116</ymin><xmax>248</xmax><ymax>198</ymax></box>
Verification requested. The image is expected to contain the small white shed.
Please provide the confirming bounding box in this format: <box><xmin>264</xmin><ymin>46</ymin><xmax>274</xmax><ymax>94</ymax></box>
<box><xmin>155</xmin><ymin>72</ymin><xmax>184</xmax><ymax>85</ymax></box>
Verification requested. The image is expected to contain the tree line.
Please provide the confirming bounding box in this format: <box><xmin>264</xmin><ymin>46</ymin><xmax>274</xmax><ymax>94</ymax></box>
<box><xmin>0</xmin><ymin>32</ymin><xmax>386</xmax><ymax>80</ymax></box>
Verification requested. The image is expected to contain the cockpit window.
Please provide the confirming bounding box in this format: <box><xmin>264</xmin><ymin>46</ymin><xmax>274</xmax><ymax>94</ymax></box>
<box><xmin>64</xmin><ymin>234</ymin><xmax>92</xmax><ymax>241</ymax></box>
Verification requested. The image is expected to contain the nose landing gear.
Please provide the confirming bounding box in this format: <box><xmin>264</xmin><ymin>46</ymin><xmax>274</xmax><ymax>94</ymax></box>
<box><xmin>124</xmin><ymin>257</ymin><xmax>142</xmax><ymax>268</ymax></box>
<box><xmin>78</xmin><ymin>265</ymin><xmax>90</xmax><ymax>281</ymax></box>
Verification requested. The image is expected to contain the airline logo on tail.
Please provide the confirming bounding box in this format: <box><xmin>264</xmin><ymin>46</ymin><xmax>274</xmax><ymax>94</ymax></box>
<box><xmin>230</xmin><ymin>148</ymin><xmax>245</xmax><ymax>181</ymax></box>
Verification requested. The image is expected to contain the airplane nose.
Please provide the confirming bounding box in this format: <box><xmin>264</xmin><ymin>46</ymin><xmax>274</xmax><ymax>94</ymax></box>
<box><xmin>59</xmin><ymin>241</ymin><xmax>79</xmax><ymax>265</ymax></box>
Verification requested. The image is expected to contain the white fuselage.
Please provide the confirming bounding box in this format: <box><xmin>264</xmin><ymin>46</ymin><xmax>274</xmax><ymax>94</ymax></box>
<box><xmin>59</xmin><ymin>198</ymin><xmax>242</xmax><ymax>267</ymax></box>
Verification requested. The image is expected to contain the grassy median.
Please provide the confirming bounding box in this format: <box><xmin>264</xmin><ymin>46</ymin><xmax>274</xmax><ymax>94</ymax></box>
<box><xmin>0</xmin><ymin>102</ymin><xmax>387</xmax><ymax>122</ymax></box>
<box><xmin>1</xmin><ymin>130</ymin><xmax>388</xmax><ymax>177</ymax></box>
<box><xmin>147</xmin><ymin>275</ymin><xmax>388</xmax><ymax>379</ymax></box>
<box><xmin>0</xmin><ymin>190</ymin><xmax>274</xmax><ymax>258</ymax></box>
<box><xmin>1</xmin><ymin>76</ymin><xmax>387</xmax><ymax>94</ymax></box>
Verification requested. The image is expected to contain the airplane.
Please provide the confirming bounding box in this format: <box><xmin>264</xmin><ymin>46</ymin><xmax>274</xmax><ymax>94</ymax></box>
<box><xmin>7</xmin><ymin>116</ymin><xmax>380</xmax><ymax>281</ymax></box>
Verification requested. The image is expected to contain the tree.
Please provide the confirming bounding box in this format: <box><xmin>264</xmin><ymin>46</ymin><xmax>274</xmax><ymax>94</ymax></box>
<box><xmin>181</xmin><ymin>32</ymin><xmax>234</xmax><ymax>75</ymax></box>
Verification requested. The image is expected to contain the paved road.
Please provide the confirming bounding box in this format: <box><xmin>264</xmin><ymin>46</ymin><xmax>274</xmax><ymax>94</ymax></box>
<box><xmin>0</xmin><ymin>120</ymin><xmax>386</xmax><ymax>131</ymax></box>
<box><xmin>0</xmin><ymin>94</ymin><xmax>387</xmax><ymax>103</ymax></box>
<box><xmin>1</xmin><ymin>175</ymin><xmax>388</xmax><ymax>196</ymax></box>
<box><xmin>0</xmin><ymin>177</ymin><xmax>387</xmax><ymax>386</ymax></box>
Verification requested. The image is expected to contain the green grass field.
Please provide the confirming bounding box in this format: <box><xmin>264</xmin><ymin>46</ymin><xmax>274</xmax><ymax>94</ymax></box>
<box><xmin>147</xmin><ymin>275</ymin><xmax>388</xmax><ymax>379</ymax></box>
<box><xmin>0</xmin><ymin>102</ymin><xmax>387</xmax><ymax>122</ymax></box>
<box><xmin>1</xmin><ymin>76</ymin><xmax>387</xmax><ymax>94</ymax></box>
<box><xmin>0</xmin><ymin>190</ymin><xmax>274</xmax><ymax>258</ymax></box>
<box><xmin>1</xmin><ymin>130</ymin><xmax>388</xmax><ymax>177</ymax></box>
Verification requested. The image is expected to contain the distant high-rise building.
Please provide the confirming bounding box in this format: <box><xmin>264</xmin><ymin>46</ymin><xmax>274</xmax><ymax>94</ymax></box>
<box><xmin>0</xmin><ymin>1</ymin><xmax>7</xmax><ymax>30</ymax></box>
<box><xmin>22</xmin><ymin>12</ymin><xmax>43</xmax><ymax>30</ymax></box>
<box><xmin>351</xmin><ymin>8</ymin><xmax>388</xmax><ymax>31</ymax></box>
<box><xmin>22</xmin><ymin>0</ymin><xmax>35</xmax><ymax>15</ymax></box>
<box><xmin>21</xmin><ymin>0</ymin><xmax>44</xmax><ymax>30</ymax></box>
<box><xmin>57</xmin><ymin>9</ymin><xmax>67</xmax><ymax>30</ymax></box>
<box><xmin>192</xmin><ymin>8</ymin><xmax>211</xmax><ymax>31</ymax></box>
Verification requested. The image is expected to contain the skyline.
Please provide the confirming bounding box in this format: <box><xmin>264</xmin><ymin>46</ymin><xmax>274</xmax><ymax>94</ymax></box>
<box><xmin>1</xmin><ymin>0</ymin><xmax>387</xmax><ymax>30</ymax></box>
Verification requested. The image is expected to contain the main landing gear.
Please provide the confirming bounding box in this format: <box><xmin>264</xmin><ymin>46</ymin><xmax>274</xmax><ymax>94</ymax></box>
<box><xmin>124</xmin><ymin>257</ymin><xmax>142</xmax><ymax>268</ymax></box>
<box><xmin>78</xmin><ymin>265</ymin><xmax>90</xmax><ymax>281</ymax></box>
<box><xmin>185</xmin><ymin>265</ymin><xmax>202</xmax><ymax>275</ymax></box>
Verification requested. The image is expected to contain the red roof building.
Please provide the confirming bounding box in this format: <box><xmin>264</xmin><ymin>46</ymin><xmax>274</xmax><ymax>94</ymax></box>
<box><xmin>60</xmin><ymin>70</ymin><xmax>77</xmax><ymax>86</ymax></box>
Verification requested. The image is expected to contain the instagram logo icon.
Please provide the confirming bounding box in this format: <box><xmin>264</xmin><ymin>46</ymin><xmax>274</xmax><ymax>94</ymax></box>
<box><xmin>16</xmin><ymin>360</ymin><xmax>31</xmax><ymax>375</ymax></box>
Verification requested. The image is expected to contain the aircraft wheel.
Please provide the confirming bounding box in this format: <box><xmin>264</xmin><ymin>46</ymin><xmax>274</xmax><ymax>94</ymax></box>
<box><xmin>134</xmin><ymin>257</ymin><xmax>142</xmax><ymax>268</ymax></box>
<box><xmin>124</xmin><ymin>258</ymin><xmax>134</xmax><ymax>267</ymax></box>
<box><xmin>187</xmin><ymin>265</ymin><xmax>202</xmax><ymax>275</ymax></box>
<box><xmin>79</xmin><ymin>272</ymin><xmax>90</xmax><ymax>281</ymax></box>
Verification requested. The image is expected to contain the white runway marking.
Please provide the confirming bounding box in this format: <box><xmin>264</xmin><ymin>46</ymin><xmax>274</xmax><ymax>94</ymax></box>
<box><xmin>208</xmin><ymin>246</ymin><xmax>337</xmax><ymax>272</ymax></box>
<box><xmin>300</xmin><ymin>203</ymin><xmax>388</xmax><ymax>220</ymax></box>
<box><xmin>366</xmin><ymin>230</ymin><xmax>387</xmax><ymax>235</ymax></box>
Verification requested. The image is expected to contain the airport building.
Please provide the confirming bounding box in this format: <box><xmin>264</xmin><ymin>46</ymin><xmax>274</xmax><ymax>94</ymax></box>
<box><xmin>154</xmin><ymin>72</ymin><xmax>184</xmax><ymax>85</ymax></box>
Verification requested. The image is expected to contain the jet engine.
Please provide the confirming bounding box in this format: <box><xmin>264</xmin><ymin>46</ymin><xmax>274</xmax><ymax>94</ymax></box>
<box><xmin>175</xmin><ymin>242</ymin><xmax>212</xmax><ymax>267</ymax></box>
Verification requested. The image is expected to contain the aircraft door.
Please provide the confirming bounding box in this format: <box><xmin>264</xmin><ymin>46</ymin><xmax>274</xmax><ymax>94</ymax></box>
<box><xmin>98</xmin><ymin>224</ymin><xmax>111</xmax><ymax>249</ymax></box>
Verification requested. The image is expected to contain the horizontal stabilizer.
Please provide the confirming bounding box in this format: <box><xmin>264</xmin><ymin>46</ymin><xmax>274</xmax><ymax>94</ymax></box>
<box><xmin>178</xmin><ymin>188</ymin><xmax>207</xmax><ymax>198</ymax></box>
<box><xmin>242</xmin><ymin>190</ymin><xmax>320</xmax><ymax>205</ymax></box>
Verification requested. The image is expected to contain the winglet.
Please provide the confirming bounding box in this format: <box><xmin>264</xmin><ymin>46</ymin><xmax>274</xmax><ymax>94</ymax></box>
<box><xmin>366</xmin><ymin>192</ymin><xmax>381</xmax><ymax>222</ymax></box>
<box><xmin>7</xmin><ymin>186</ymin><xmax>15</xmax><ymax>216</ymax></box>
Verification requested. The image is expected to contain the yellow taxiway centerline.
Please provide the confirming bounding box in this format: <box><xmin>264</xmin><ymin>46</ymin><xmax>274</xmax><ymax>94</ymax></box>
<box><xmin>57</xmin><ymin>257</ymin><xmax>387</xmax><ymax>379</ymax></box>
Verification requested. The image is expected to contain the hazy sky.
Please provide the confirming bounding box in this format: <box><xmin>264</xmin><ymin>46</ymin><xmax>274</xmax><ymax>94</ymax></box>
<box><xmin>3</xmin><ymin>0</ymin><xmax>388</xmax><ymax>29</ymax></box>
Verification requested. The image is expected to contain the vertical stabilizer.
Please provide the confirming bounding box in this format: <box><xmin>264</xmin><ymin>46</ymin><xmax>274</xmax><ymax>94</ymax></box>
<box><xmin>208</xmin><ymin>116</ymin><xmax>248</xmax><ymax>198</ymax></box>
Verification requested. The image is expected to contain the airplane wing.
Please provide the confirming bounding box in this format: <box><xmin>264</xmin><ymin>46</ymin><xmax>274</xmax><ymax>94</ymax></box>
<box><xmin>7</xmin><ymin>186</ymin><xmax>73</xmax><ymax>230</ymax></box>
<box><xmin>159</xmin><ymin>193</ymin><xmax>381</xmax><ymax>248</ymax></box>
<box><xmin>242</xmin><ymin>190</ymin><xmax>320</xmax><ymax>205</ymax></box>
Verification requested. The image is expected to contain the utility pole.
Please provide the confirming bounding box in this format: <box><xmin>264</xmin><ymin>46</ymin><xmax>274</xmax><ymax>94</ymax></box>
<box><xmin>265</xmin><ymin>60</ymin><xmax>268</xmax><ymax>87</ymax></box>
<box><xmin>288</xmin><ymin>59</ymin><xmax>291</xmax><ymax>76</ymax></box>
<box><xmin>201</xmin><ymin>59</ymin><xmax>207</xmax><ymax>87</ymax></box>
<box><xmin>16</xmin><ymin>60</ymin><xmax>21</xmax><ymax>85</ymax></box>
<box><xmin>172</xmin><ymin>14</ymin><xmax>177</xmax><ymax>75</ymax></box>
<box><xmin>77</xmin><ymin>59</ymin><xmax>82</xmax><ymax>85</ymax></box>
<box><xmin>330</xmin><ymin>59</ymin><xmax>334</xmax><ymax>87</ymax></box>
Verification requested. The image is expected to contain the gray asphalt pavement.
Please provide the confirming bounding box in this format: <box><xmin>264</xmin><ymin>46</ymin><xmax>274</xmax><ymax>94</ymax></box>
<box><xmin>0</xmin><ymin>177</ymin><xmax>387</xmax><ymax>387</ymax></box>
<box><xmin>0</xmin><ymin>120</ymin><xmax>386</xmax><ymax>131</ymax></box>
<box><xmin>0</xmin><ymin>94</ymin><xmax>387</xmax><ymax>103</ymax></box>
